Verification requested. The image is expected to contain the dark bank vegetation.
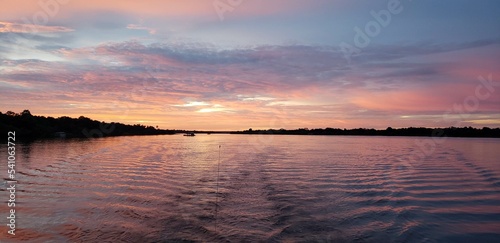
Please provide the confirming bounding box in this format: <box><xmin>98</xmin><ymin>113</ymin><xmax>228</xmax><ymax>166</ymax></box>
<box><xmin>232</xmin><ymin>126</ymin><xmax>500</xmax><ymax>138</ymax></box>
<box><xmin>1</xmin><ymin>110</ymin><xmax>499</xmax><ymax>141</ymax></box>
<box><xmin>0</xmin><ymin>110</ymin><xmax>176</xmax><ymax>141</ymax></box>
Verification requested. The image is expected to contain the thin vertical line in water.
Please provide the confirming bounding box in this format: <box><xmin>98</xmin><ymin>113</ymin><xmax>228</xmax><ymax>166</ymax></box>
<box><xmin>215</xmin><ymin>145</ymin><xmax>221</xmax><ymax>233</ymax></box>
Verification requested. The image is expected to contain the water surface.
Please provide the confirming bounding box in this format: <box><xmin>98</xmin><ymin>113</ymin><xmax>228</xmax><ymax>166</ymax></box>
<box><xmin>1</xmin><ymin>135</ymin><xmax>499</xmax><ymax>242</ymax></box>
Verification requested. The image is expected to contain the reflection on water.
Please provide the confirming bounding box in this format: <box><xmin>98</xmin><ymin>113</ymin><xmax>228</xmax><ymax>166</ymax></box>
<box><xmin>1</xmin><ymin>135</ymin><xmax>499</xmax><ymax>242</ymax></box>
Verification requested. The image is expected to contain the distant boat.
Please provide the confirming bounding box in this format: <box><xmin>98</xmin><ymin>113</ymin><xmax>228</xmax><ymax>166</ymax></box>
<box><xmin>183</xmin><ymin>132</ymin><xmax>196</xmax><ymax>136</ymax></box>
<box><xmin>53</xmin><ymin>132</ymin><xmax>67</xmax><ymax>138</ymax></box>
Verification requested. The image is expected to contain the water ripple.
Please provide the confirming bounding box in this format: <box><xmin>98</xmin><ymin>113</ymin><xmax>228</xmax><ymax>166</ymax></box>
<box><xmin>0</xmin><ymin>135</ymin><xmax>499</xmax><ymax>242</ymax></box>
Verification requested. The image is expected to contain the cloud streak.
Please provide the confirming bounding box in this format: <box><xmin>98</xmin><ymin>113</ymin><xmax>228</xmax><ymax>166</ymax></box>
<box><xmin>0</xmin><ymin>21</ymin><xmax>73</xmax><ymax>34</ymax></box>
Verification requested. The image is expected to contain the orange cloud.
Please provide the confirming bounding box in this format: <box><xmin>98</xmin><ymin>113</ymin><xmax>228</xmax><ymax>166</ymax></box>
<box><xmin>0</xmin><ymin>21</ymin><xmax>73</xmax><ymax>33</ymax></box>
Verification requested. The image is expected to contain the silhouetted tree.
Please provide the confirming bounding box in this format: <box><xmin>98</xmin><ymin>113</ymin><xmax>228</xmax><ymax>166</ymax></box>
<box><xmin>0</xmin><ymin>109</ymin><xmax>176</xmax><ymax>140</ymax></box>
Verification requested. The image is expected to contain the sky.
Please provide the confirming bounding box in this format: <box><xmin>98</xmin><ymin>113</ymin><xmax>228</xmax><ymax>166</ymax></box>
<box><xmin>1</xmin><ymin>0</ymin><xmax>499</xmax><ymax>130</ymax></box>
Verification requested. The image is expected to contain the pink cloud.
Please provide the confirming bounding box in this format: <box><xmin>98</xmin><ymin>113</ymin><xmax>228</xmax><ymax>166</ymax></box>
<box><xmin>0</xmin><ymin>0</ymin><xmax>338</xmax><ymax>23</ymax></box>
<box><xmin>2</xmin><ymin>38</ymin><xmax>499</xmax><ymax>130</ymax></box>
<box><xmin>0</xmin><ymin>21</ymin><xmax>73</xmax><ymax>33</ymax></box>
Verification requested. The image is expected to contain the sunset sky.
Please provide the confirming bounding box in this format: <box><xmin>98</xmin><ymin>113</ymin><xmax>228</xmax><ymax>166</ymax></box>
<box><xmin>1</xmin><ymin>0</ymin><xmax>499</xmax><ymax>130</ymax></box>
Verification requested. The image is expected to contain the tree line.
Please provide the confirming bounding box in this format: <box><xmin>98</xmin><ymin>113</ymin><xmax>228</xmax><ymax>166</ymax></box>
<box><xmin>2</xmin><ymin>110</ymin><xmax>499</xmax><ymax>140</ymax></box>
<box><xmin>232</xmin><ymin>126</ymin><xmax>500</xmax><ymax>138</ymax></box>
<box><xmin>0</xmin><ymin>110</ymin><xmax>176</xmax><ymax>141</ymax></box>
